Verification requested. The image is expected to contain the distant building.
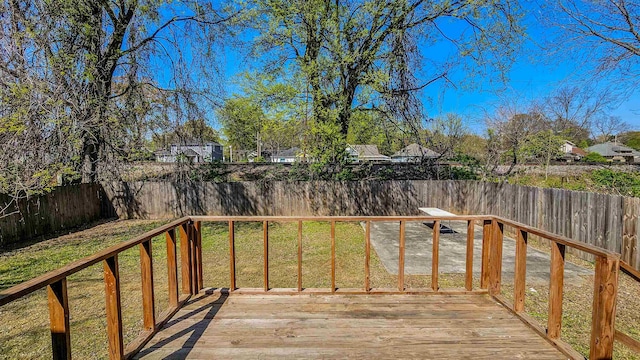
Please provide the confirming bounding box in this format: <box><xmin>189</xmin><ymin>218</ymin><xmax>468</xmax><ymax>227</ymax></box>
<box><xmin>559</xmin><ymin>140</ymin><xmax>587</xmax><ymax>162</ymax></box>
<box><xmin>586</xmin><ymin>141</ymin><xmax>640</xmax><ymax>163</ymax></box>
<box><xmin>271</xmin><ymin>147</ymin><xmax>301</xmax><ymax>163</ymax></box>
<box><xmin>155</xmin><ymin>141</ymin><xmax>223</xmax><ymax>163</ymax></box>
<box><xmin>391</xmin><ymin>143</ymin><xmax>440</xmax><ymax>163</ymax></box>
<box><xmin>346</xmin><ymin>145</ymin><xmax>391</xmax><ymax>163</ymax></box>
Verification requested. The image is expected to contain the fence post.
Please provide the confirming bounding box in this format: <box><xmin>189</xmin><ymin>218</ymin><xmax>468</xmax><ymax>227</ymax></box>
<box><xmin>590</xmin><ymin>255</ymin><xmax>619</xmax><ymax>360</ymax></box>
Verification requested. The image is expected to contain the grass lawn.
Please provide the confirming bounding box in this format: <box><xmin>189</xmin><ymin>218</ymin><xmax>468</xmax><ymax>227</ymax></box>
<box><xmin>0</xmin><ymin>219</ymin><xmax>638</xmax><ymax>359</ymax></box>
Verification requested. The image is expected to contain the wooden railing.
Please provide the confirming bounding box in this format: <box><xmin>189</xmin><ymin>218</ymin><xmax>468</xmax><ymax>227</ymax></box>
<box><xmin>190</xmin><ymin>215</ymin><xmax>487</xmax><ymax>294</ymax></box>
<box><xmin>0</xmin><ymin>217</ymin><xmax>201</xmax><ymax>360</ymax></box>
<box><xmin>0</xmin><ymin>215</ymin><xmax>626</xmax><ymax>360</ymax></box>
<box><xmin>489</xmin><ymin>216</ymin><xmax>622</xmax><ymax>360</ymax></box>
<box><xmin>615</xmin><ymin>261</ymin><xmax>640</xmax><ymax>354</ymax></box>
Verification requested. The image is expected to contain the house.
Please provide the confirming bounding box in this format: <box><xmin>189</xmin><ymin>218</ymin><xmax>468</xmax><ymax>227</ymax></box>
<box><xmin>586</xmin><ymin>141</ymin><xmax>640</xmax><ymax>163</ymax></box>
<box><xmin>155</xmin><ymin>141</ymin><xmax>223</xmax><ymax>163</ymax></box>
<box><xmin>271</xmin><ymin>147</ymin><xmax>301</xmax><ymax>163</ymax></box>
<box><xmin>559</xmin><ymin>140</ymin><xmax>587</xmax><ymax>162</ymax></box>
<box><xmin>346</xmin><ymin>145</ymin><xmax>391</xmax><ymax>163</ymax></box>
<box><xmin>391</xmin><ymin>143</ymin><xmax>440</xmax><ymax>163</ymax></box>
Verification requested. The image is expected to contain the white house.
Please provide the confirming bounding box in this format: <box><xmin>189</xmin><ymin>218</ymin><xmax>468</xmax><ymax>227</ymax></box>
<box><xmin>271</xmin><ymin>147</ymin><xmax>301</xmax><ymax>163</ymax></box>
<box><xmin>155</xmin><ymin>141</ymin><xmax>223</xmax><ymax>163</ymax></box>
<box><xmin>391</xmin><ymin>143</ymin><xmax>440</xmax><ymax>163</ymax></box>
<box><xmin>559</xmin><ymin>140</ymin><xmax>587</xmax><ymax>162</ymax></box>
<box><xmin>346</xmin><ymin>145</ymin><xmax>391</xmax><ymax>162</ymax></box>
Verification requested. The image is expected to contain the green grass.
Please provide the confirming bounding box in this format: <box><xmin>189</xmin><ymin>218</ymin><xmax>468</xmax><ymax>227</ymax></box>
<box><xmin>1</xmin><ymin>219</ymin><xmax>639</xmax><ymax>359</ymax></box>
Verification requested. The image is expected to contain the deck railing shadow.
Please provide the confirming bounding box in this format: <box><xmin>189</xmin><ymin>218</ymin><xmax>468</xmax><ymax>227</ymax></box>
<box><xmin>0</xmin><ymin>214</ymin><xmax>634</xmax><ymax>360</ymax></box>
<box><xmin>134</xmin><ymin>291</ymin><xmax>229</xmax><ymax>359</ymax></box>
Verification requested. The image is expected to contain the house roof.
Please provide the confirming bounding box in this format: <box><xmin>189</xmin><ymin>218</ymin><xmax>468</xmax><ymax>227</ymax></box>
<box><xmin>273</xmin><ymin>147</ymin><xmax>300</xmax><ymax>158</ymax></box>
<box><xmin>154</xmin><ymin>150</ymin><xmax>171</xmax><ymax>156</ymax></box>
<box><xmin>172</xmin><ymin>139</ymin><xmax>222</xmax><ymax>146</ymax></box>
<box><xmin>178</xmin><ymin>149</ymin><xmax>199</xmax><ymax>157</ymax></box>
<box><xmin>586</xmin><ymin>142</ymin><xmax>640</xmax><ymax>157</ymax></box>
<box><xmin>392</xmin><ymin>143</ymin><xmax>440</xmax><ymax>158</ymax></box>
<box><xmin>570</xmin><ymin>147</ymin><xmax>587</xmax><ymax>157</ymax></box>
<box><xmin>348</xmin><ymin>145</ymin><xmax>391</xmax><ymax>160</ymax></box>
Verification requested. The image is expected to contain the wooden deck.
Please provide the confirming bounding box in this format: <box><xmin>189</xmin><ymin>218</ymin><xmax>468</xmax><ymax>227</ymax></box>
<box><xmin>135</xmin><ymin>291</ymin><xmax>567</xmax><ymax>359</ymax></box>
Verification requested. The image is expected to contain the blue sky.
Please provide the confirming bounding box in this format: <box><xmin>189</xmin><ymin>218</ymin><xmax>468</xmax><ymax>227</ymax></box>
<box><xmin>214</xmin><ymin>2</ymin><xmax>640</xmax><ymax>135</ymax></box>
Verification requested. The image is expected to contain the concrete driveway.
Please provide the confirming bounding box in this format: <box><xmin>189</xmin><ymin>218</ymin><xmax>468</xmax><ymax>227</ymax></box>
<box><xmin>368</xmin><ymin>220</ymin><xmax>591</xmax><ymax>285</ymax></box>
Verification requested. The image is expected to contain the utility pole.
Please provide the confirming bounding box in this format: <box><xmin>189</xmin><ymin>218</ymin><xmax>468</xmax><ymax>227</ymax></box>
<box><xmin>229</xmin><ymin>145</ymin><xmax>233</xmax><ymax>163</ymax></box>
<box><xmin>256</xmin><ymin>132</ymin><xmax>261</xmax><ymax>159</ymax></box>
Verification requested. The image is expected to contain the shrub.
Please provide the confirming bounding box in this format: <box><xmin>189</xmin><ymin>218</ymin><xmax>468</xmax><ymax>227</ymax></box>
<box><xmin>590</xmin><ymin>169</ymin><xmax>640</xmax><ymax>197</ymax></box>
<box><xmin>583</xmin><ymin>152</ymin><xmax>608</xmax><ymax>163</ymax></box>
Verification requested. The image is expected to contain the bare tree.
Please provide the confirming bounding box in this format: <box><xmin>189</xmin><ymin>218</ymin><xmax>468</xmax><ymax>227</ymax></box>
<box><xmin>592</xmin><ymin>115</ymin><xmax>630</xmax><ymax>142</ymax></box>
<box><xmin>0</xmin><ymin>0</ymin><xmax>237</xmax><ymax>216</ymax></box>
<box><xmin>484</xmin><ymin>98</ymin><xmax>547</xmax><ymax>176</ymax></box>
<box><xmin>426</xmin><ymin>113</ymin><xmax>468</xmax><ymax>160</ymax></box>
<box><xmin>542</xmin><ymin>85</ymin><xmax>613</xmax><ymax>142</ymax></box>
<box><xmin>546</xmin><ymin>0</ymin><xmax>640</xmax><ymax>84</ymax></box>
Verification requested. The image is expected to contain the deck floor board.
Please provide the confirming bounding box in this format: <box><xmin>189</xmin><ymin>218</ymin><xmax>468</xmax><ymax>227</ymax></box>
<box><xmin>135</xmin><ymin>291</ymin><xmax>568</xmax><ymax>359</ymax></box>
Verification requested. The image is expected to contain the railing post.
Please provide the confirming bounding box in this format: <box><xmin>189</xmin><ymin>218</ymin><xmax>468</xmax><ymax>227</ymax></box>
<box><xmin>48</xmin><ymin>278</ymin><xmax>71</xmax><ymax>360</ymax></box>
<box><xmin>194</xmin><ymin>221</ymin><xmax>203</xmax><ymax>291</ymax></box>
<box><xmin>331</xmin><ymin>221</ymin><xmax>336</xmax><ymax>293</ymax></box>
<box><xmin>465</xmin><ymin>220</ymin><xmax>474</xmax><ymax>291</ymax></box>
<box><xmin>365</xmin><ymin>221</ymin><xmax>371</xmax><ymax>293</ymax></box>
<box><xmin>263</xmin><ymin>220</ymin><xmax>269</xmax><ymax>292</ymax></box>
<box><xmin>179</xmin><ymin>223</ymin><xmax>192</xmax><ymax>295</ymax></box>
<box><xmin>229</xmin><ymin>221</ymin><xmax>236</xmax><ymax>291</ymax></box>
<box><xmin>189</xmin><ymin>222</ymin><xmax>198</xmax><ymax>295</ymax></box>
<box><xmin>590</xmin><ymin>255</ymin><xmax>619</xmax><ymax>360</ymax></box>
<box><xmin>298</xmin><ymin>221</ymin><xmax>303</xmax><ymax>292</ymax></box>
<box><xmin>488</xmin><ymin>220</ymin><xmax>504</xmax><ymax>295</ymax></box>
<box><xmin>432</xmin><ymin>220</ymin><xmax>440</xmax><ymax>291</ymax></box>
<box><xmin>548</xmin><ymin>242</ymin><xmax>565</xmax><ymax>339</ymax></box>
<box><xmin>104</xmin><ymin>255</ymin><xmax>124</xmax><ymax>360</ymax></box>
<box><xmin>139</xmin><ymin>239</ymin><xmax>155</xmax><ymax>332</ymax></box>
<box><xmin>480</xmin><ymin>219</ymin><xmax>493</xmax><ymax>289</ymax></box>
<box><xmin>514</xmin><ymin>229</ymin><xmax>528</xmax><ymax>313</ymax></box>
<box><xmin>398</xmin><ymin>221</ymin><xmax>405</xmax><ymax>292</ymax></box>
<box><xmin>165</xmin><ymin>229</ymin><xmax>179</xmax><ymax>308</ymax></box>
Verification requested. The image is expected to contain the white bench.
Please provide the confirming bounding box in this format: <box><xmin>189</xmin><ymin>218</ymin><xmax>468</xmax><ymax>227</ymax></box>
<box><xmin>418</xmin><ymin>207</ymin><xmax>457</xmax><ymax>233</ymax></box>
<box><xmin>418</xmin><ymin>207</ymin><xmax>456</xmax><ymax>217</ymax></box>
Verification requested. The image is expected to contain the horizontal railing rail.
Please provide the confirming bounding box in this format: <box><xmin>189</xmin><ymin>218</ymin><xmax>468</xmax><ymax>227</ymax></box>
<box><xmin>0</xmin><ymin>214</ymin><xmax>625</xmax><ymax>360</ymax></box>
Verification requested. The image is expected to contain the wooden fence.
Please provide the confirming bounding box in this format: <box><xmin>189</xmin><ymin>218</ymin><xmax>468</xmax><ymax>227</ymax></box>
<box><xmin>1</xmin><ymin>180</ymin><xmax>638</xmax><ymax>270</ymax></box>
<box><xmin>104</xmin><ymin>180</ymin><xmax>640</xmax><ymax>270</ymax></box>
<box><xmin>0</xmin><ymin>183</ymin><xmax>113</xmax><ymax>248</ymax></box>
